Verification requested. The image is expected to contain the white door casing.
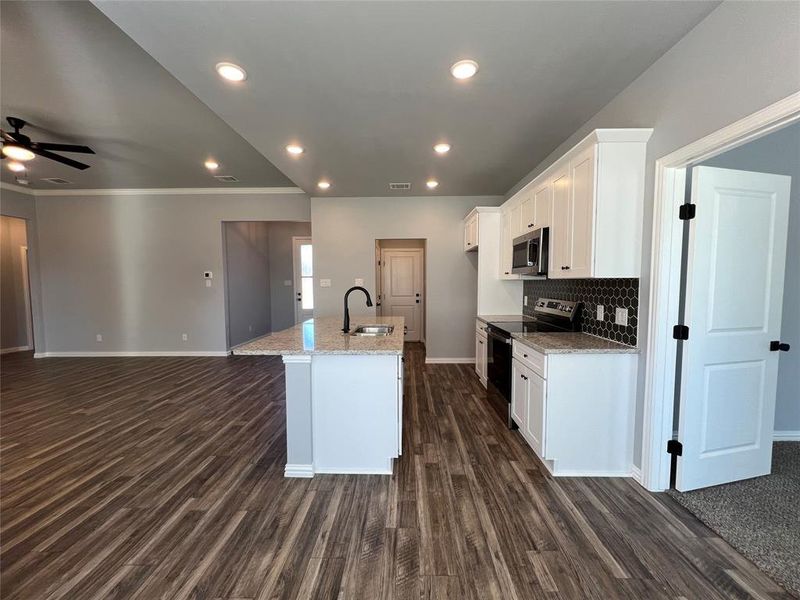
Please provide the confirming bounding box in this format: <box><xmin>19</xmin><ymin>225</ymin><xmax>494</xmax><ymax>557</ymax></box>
<box><xmin>676</xmin><ymin>166</ymin><xmax>791</xmax><ymax>491</ymax></box>
<box><xmin>381</xmin><ymin>249</ymin><xmax>424</xmax><ymax>342</ymax></box>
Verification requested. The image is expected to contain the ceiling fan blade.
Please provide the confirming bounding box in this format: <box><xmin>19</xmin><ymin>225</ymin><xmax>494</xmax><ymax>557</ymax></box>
<box><xmin>31</xmin><ymin>147</ymin><xmax>91</xmax><ymax>170</ymax></box>
<box><xmin>32</xmin><ymin>142</ymin><xmax>95</xmax><ymax>154</ymax></box>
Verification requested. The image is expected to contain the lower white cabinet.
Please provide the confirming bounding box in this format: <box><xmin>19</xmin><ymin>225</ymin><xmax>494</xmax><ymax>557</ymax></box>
<box><xmin>511</xmin><ymin>340</ymin><xmax>638</xmax><ymax>477</ymax></box>
<box><xmin>475</xmin><ymin>320</ymin><xmax>488</xmax><ymax>387</ymax></box>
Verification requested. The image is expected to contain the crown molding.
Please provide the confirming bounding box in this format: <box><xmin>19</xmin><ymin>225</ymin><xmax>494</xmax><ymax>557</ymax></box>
<box><xmin>1</xmin><ymin>182</ymin><xmax>305</xmax><ymax>197</ymax></box>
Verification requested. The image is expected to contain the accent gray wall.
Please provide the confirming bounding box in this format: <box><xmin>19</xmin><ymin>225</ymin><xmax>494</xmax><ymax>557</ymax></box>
<box><xmin>504</xmin><ymin>1</ymin><xmax>800</xmax><ymax>467</ymax></box>
<box><xmin>1</xmin><ymin>215</ymin><xmax>31</xmax><ymax>351</ymax></box>
<box><xmin>310</xmin><ymin>196</ymin><xmax>503</xmax><ymax>359</ymax></box>
<box><xmin>0</xmin><ymin>188</ymin><xmax>44</xmax><ymax>353</ymax></box>
<box><xmin>32</xmin><ymin>191</ymin><xmax>309</xmax><ymax>354</ymax></box>
<box><xmin>699</xmin><ymin>123</ymin><xmax>800</xmax><ymax>435</ymax></box>
<box><xmin>223</xmin><ymin>221</ymin><xmax>272</xmax><ymax>348</ymax></box>
<box><xmin>268</xmin><ymin>221</ymin><xmax>312</xmax><ymax>332</ymax></box>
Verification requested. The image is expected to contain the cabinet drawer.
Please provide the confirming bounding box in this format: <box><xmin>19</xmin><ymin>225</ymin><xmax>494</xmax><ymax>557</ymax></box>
<box><xmin>476</xmin><ymin>319</ymin><xmax>488</xmax><ymax>337</ymax></box>
<box><xmin>512</xmin><ymin>341</ymin><xmax>546</xmax><ymax>378</ymax></box>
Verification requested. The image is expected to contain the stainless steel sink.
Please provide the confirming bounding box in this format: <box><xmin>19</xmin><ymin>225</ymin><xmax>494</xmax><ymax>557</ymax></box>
<box><xmin>350</xmin><ymin>324</ymin><xmax>395</xmax><ymax>336</ymax></box>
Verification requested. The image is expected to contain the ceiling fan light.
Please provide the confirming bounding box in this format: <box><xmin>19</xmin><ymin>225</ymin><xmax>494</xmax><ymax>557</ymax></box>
<box><xmin>2</xmin><ymin>145</ymin><xmax>35</xmax><ymax>161</ymax></box>
<box><xmin>7</xmin><ymin>161</ymin><xmax>26</xmax><ymax>172</ymax></box>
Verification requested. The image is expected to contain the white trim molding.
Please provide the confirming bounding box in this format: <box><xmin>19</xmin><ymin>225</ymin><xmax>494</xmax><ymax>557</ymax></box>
<box><xmin>1</xmin><ymin>182</ymin><xmax>305</xmax><ymax>197</ymax></box>
<box><xmin>33</xmin><ymin>351</ymin><xmax>230</xmax><ymax>358</ymax></box>
<box><xmin>282</xmin><ymin>354</ymin><xmax>312</xmax><ymax>364</ymax></box>
<box><xmin>284</xmin><ymin>463</ymin><xmax>315</xmax><ymax>478</ymax></box>
<box><xmin>774</xmin><ymin>431</ymin><xmax>800</xmax><ymax>442</ymax></box>
<box><xmin>641</xmin><ymin>92</ymin><xmax>800</xmax><ymax>492</ymax></box>
<box><xmin>425</xmin><ymin>357</ymin><xmax>475</xmax><ymax>364</ymax></box>
<box><xmin>1</xmin><ymin>345</ymin><xmax>33</xmax><ymax>355</ymax></box>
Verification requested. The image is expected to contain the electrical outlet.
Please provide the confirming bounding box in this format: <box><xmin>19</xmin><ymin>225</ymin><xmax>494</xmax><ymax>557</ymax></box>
<box><xmin>354</xmin><ymin>278</ymin><xmax>364</xmax><ymax>286</ymax></box>
<box><xmin>320</xmin><ymin>279</ymin><xmax>331</xmax><ymax>288</ymax></box>
<box><xmin>182</xmin><ymin>333</ymin><xmax>188</xmax><ymax>341</ymax></box>
<box><xmin>95</xmin><ymin>334</ymin><xmax>103</xmax><ymax>342</ymax></box>
<box><xmin>524</xmin><ymin>296</ymin><xmax>528</xmax><ymax>306</ymax></box>
<box><xmin>248</xmin><ymin>325</ymin><xmax>253</xmax><ymax>332</ymax></box>
<box><xmin>615</xmin><ymin>307</ymin><xmax>629</xmax><ymax>326</ymax></box>
<box><xmin>596</xmin><ymin>305</ymin><xmax>604</xmax><ymax>321</ymax></box>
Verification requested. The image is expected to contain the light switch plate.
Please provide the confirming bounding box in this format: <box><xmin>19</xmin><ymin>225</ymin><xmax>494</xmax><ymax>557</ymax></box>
<box><xmin>524</xmin><ymin>296</ymin><xmax>528</xmax><ymax>306</ymax></box>
<box><xmin>182</xmin><ymin>333</ymin><xmax>188</xmax><ymax>341</ymax></box>
<box><xmin>355</xmin><ymin>278</ymin><xmax>364</xmax><ymax>286</ymax></box>
<box><xmin>203</xmin><ymin>271</ymin><xmax>213</xmax><ymax>279</ymax></box>
<box><xmin>320</xmin><ymin>279</ymin><xmax>331</xmax><ymax>288</ymax></box>
<box><xmin>596</xmin><ymin>305</ymin><xmax>604</xmax><ymax>321</ymax></box>
<box><xmin>615</xmin><ymin>307</ymin><xmax>628</xmax><ymax>326</ymax></box>
<box><xmin>284</xmin><ymin>280</ymin><xmax>292</xmax><ymax>286</ymax></box>
<box><xmin>96</xmin><ymin>334</ymin><xmax>103</xmax><ymax>342</ymax></box>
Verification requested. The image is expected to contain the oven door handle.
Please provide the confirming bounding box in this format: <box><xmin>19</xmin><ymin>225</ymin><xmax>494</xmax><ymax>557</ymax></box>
<box><xmin>487</xmin><ymin>330</ymin><xmax>511</xmax><ymax>345</ymax></box>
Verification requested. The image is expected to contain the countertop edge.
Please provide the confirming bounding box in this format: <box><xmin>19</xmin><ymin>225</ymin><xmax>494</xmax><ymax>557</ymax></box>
<box><xmin>511</xmin><ymin>332</ymin><xmax>640</xmax><ymax>355</ymax></box>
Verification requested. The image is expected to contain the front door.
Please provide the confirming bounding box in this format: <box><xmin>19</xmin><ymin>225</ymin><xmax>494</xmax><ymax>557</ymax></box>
<box><xmin>676</xmin><ymin>166</ymin><xmax>791</xmax><ymax>491</ymax></box>
<box><xmin>292</xmin><ymin>237</ymin><xmax>313</xmax><ymax>323</ymax></box>
<box><xmin>381</xmin><ymin>249</ymin><xmax>423</xmax><ymax>342</ymax></box>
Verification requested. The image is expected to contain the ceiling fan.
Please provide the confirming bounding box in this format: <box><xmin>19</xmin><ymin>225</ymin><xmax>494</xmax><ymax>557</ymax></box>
<box><xmin>1</xmin><ymin>116</ymin><xmax>95</xmax><ymax>170</ymax></box>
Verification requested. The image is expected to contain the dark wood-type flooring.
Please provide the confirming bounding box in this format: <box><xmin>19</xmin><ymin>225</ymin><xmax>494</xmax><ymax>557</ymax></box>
<box><xmin>1</xmin><ymin>344</ymin><xmax>793</xmax><ymax>599</ymax></box>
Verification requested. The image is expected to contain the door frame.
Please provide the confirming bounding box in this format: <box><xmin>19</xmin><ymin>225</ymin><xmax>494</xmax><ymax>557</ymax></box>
<box><xmin>641</xmin><ymin>92</ymin><xmax>800</xmax><ymax>491</ymax></box>
<box><xmin>20</xmin><ymin>245</ymin><xmax>34</xmax><ymax>349</ymax></box>
<box><xmin>292</xmin><ymin>236</ymin><xmax>313</xmax><ymax>324</ymax></box>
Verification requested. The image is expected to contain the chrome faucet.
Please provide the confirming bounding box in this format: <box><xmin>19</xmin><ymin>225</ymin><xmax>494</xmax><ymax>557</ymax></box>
<box><xmin>342</xmin><ymin>286</ymin><xmax>373</xmax><ymax>333</ymax></box>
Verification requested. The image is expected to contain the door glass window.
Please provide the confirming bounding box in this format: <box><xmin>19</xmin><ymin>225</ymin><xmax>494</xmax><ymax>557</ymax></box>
<box><xmin>300</xmin><ymin>243</ymin><xmax>313</xmax><ymax>309</ymax></box>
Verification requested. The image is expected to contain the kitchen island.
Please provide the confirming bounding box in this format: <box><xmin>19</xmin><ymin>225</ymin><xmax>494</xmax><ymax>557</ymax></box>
<box><xmin>233</xmin><ymin>316</ymin><xmax>404</xmax><ymax>477</ymax></box>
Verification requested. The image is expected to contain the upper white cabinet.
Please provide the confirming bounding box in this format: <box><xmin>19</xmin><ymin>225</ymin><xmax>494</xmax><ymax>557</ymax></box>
<box><xmin>463</xmin><ymin>211</ymin><xmax>479</xmax><ymax>251</ymax></box>
<box><xmin>502</xmin><ymin>128</ymin><xmax>653</xmax><ymax>279</ymax></box>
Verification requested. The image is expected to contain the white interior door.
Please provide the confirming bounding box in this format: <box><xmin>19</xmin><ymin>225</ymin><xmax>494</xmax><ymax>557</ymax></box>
<box><xmin>676</xmin><ymin>166</ymin><xmax>791</xmax><ymax>491</ymax></box>
<box><xmin>381</xmin><ymin>249</ymin><xmax>423</xmax><ymax>342</ymax></box>
<box><xmin>292</xmin><ymin>237</ymin><xmax>314</xmax><ymax>323</ymax></box>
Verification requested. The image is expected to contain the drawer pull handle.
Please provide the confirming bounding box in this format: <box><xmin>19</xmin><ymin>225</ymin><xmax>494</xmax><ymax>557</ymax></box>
<box><xmin>523</xmin><ymin>354</ymin><xmax>528</xmax><ymax>358</ymax></box>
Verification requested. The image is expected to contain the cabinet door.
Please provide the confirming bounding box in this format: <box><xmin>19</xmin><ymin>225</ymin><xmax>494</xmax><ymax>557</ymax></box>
<box><xmin>568</xmin><ymin>145</ymin><xmax>595</xmax><ymax>278</ymax></box>
<box><xmin>475</xmin><ymin>333</ymin><xmax>486</xmax><ymax>381</ymax></box>
<box><xmin>511</xmin><ymin>360</ymin><xmax>529</xmax><ymax>431</ymax></box>
<box><xmin>499</xmin><ymin>208</ymin><xmax>517</xmax><ymax>279</ymax></box>
<box><xmin>533</xmin><ymin>181</ymin><xmax>552</xmax><ymax>229</ymax></box>
<box><xmin>397</xmin><ymin>355</ymin><xmax>404</xmax><ymax>455</ymax></box>
<box><xmin>525</xmin><ymin>372</ymin><xmax>546</xmax><ymax>458</ymax></box>
<box><xmin>510</xmin><ymin>203</ymin><xmax>522</xmax><ymax>240</ymax></box>
<box><xmin>549</xmin><ymin>163</ymin><xmax>571</xmax><ymax>278</ymax></box>
<box><xmin>520</xmin><ymin>193</ymin><xmax>536</xmax><ymax>232</ymax></box>
<box><xmin>464</xmin><ymin>215</ymin><xmax>478</xmax><ymax>251</ymax></box>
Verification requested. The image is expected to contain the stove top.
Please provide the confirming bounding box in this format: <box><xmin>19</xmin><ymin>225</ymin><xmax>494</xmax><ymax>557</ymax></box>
<box><xmin>487</xmin><ymin>320</ymin><xmax>566</xmax><ymax>334</ymax></box>
<box><xmin>487</xmin><ymin>298</ymin><xmax>583</xmax><ymax>336</ymax></box>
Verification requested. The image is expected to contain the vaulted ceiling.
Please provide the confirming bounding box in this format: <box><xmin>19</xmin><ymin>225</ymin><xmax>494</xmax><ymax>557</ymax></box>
<box><xmin>3</xmin><ymin>1</ymin><xmax>720</xmax><ymax>195</ymax></box>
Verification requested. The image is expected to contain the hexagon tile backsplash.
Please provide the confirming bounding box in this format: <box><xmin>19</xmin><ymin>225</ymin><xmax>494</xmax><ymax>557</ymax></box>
<box><xmin>523</xmin><ymin>278</ymin><xmax>639</xmax><ymax>346</ymax></box>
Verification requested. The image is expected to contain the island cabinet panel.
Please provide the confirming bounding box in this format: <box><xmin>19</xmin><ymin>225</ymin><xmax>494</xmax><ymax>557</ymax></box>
<box><xmin>311</xmin><ymin>354</ymin><xmax>401</xmax><ymax>475</ymax></box>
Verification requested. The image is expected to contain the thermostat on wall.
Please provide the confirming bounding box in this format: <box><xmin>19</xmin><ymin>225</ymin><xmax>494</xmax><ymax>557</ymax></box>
<box><xmin>204</xmin><ymin>271</ymin><xmax>213</xmax><ymax>279</ymax></box>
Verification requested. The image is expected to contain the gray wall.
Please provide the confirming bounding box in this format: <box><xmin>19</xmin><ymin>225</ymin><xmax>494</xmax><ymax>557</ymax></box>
<box><xmin>223</xmin><ymin>221</ymin><xmax>272</xmax><ymax>348</ymax></box>
<box><xmin>0</xmin><ymin>187</ymin><xmax>45</xmax><ymax>352</ymax></box>
<box><xmin>311</xmin><ymin>196</ymin><xmax>502</xmax><ymax>359</ymax></box>
<box><xmin>268</xmin><ymin>221</ymin><xmax>312</xmax><ymax>332</ymax></box>
<box><xmin>32</xmin><ymin>191</ymin><xmax>309</xmax><ymax>353</ymax></box>
<box><xmin>1</xmin><ymin>215</ymin><xmax>31</xmax><ymax>350</ymax></box>
<box><xmin>505</xmin><ymin>1</ymin><xmax>800</xmax><ymax>467</ymax></box>
<box><xmin>699</xmin><ymin>123</ymin><xmax>800</xmax><ymax>434</ymax></box>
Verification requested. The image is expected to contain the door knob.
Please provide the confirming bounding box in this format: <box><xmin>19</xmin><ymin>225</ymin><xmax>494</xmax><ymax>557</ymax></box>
<box><xmin>770</xmin><ymin>341</ymin><xmax>791</xmax><ymax>352</ymax></box>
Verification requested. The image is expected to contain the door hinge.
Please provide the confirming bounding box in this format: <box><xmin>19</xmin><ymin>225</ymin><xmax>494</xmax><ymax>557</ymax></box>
<box><xmin>667</xmin><ymin>440</ymin><xmax>683</xmax><ymax>456</ymax></box>
<box><xmin>679</xmin><ymin>204</ymin><xmax>696</xmax><ymax>220</ymax></box>
<box><xmin>673</xmin><ymin>325</ymin><xmax>689</xmax><ymax>340</ymax></box>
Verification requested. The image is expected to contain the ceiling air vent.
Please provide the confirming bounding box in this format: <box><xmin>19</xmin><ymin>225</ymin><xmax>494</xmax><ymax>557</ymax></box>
<box><xmin>213</xmin><ymin>175</ymin><xmax>239</xmax><ymax>183</ymax></box>
<box><xmin>389</xmin><ymin>182</ymin><xmax>411</xmax><ymax>191</ymax></box>
<box><xmin>41</xmin><ymin>177</ymin><xmax>72</xmax><ymax>185</ymax></box>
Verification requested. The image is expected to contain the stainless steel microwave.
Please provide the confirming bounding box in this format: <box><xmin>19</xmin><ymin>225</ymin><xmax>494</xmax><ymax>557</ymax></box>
<box><xmin>512</xmin><ymin>228</ymin><xmax>549</xmax><ymax>276</ymax></box>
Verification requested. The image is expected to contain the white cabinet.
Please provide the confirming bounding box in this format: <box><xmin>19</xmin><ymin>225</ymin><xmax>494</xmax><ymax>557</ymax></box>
<box><xmin>397</xmin><ymin>355</ymin><xmax>404</xmax><ymax>455</ymax></box>
<box><xmin>499</xmin><ymin>207</ymin><xmax>518</xmax><ymax>280</ymax></box>
<box><xmin>500</xmin><ymin>129</ymin><xmax>652</xmax><ymax>279</ymax></box>
<box><xmin>510</xmin><ymin>340</ymin><xmax>638</xmax><ymax>477</ymax></box>
<box><xmin>464</xmin><ymin>212</ymin><xmax>479</xmax><ymax>251</ymax></box>
<box><xmin>475</xmin><ymin>320</ymin><xmax>488</xmax><ymax>386</ymax></box>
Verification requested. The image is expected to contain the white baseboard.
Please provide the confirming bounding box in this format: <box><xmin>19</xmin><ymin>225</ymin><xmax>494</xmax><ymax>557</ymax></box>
<box><xmin>284</xmin><ymin>463</ymin><xmax>314</xmax><ymax>478</ymax></box>
<box><xmin>425</xmin><ymin>357</ymin><xmax>475</xmax><ymax>364</ymax></box>
<box><xmin>774</xmin><ymin>430</ymin><xmax>800</xmax><ymax>442</ymax></box>
<box><xmin>552</xmin><ymin>469</ymin><xmax>633</xmax><ymax>478</ymax></box>
<box><xmin>33</xmin><ymin>350</ymin><xmax>230</xmax><ymax>358</ymax></box>
<box><xmin>1</xmin><ymin>345</ymin><xmax>32</xmax><ymax>355</ymax></box>
<box><xmin>313</xmin><ymin>466</ymin><xmax>393</xmax><ymax>475</ymax></box>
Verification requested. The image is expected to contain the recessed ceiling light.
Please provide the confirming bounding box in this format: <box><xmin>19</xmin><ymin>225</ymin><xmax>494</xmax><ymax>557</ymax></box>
<box><xmin>2</xmin><ymin>145</ymin><xmax>35</xmax><ymax>161</ymax></box>
<box><xmin>7</xmin><ymin>161</ymin><xmax>26</xmax><ymax>172</ymax></box>
<box><xmin>434</xmin><ymin>143</ymin><xmax>451</xmax><ymax>154</ymax></box>
<box><xmin>426</xmin><ymin>180</ymin><xmax>439</xmax><ymax>189</ymax></box>
<box><xmin>450</xmin><ymin>59</ymin><xmax>479</xmax><ymax>80</ymax></box>
<box><xmin>286</xmin><ymin>145</ymin><xmax>304</xmax><ymax>155</ymax></box>
<box><xmin>215</xmin><ymin>62</ymin><xmax>247</xmax><ymax>82</ymax></box>
<box><xmin>204</xmin><ymin>159</ymin><xmax>219</xmax><ymax>170</ymax></box>
<box><xmin>317</xmin><ymin>180</ymin><xmax>331</xmax><ymax>190</ymax></box>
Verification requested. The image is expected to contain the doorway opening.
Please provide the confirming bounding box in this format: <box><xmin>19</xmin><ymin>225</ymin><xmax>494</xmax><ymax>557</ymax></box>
<box><xmin>375</xmin><ymin>239</ymin><xmax>426</xmax><ymax>344</ymax></box>
<box><xmin>221</xmin><ymin>221</ymin><xmax>311</xmax><ymax>350</ymax></box>
<box><xmin>0</xmin><ymin>215</ymin><xmax>34</xmax><ymax>354</ymax></box>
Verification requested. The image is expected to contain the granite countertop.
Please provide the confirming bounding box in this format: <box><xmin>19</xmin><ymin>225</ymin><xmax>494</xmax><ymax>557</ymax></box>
<box><xmin>476</xmin><ymin>314</ymin><xmax>534</xmax><ymax>323</ymax></box>
<box><xmin>231</xmin><ymin>316</ymin><xmax>405</xmax><ymax>356</ymax></box>
<box><xmin>511</xmin><ymin>332</ymin><xmax>639</xmax><ymax>355</ymax></box>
